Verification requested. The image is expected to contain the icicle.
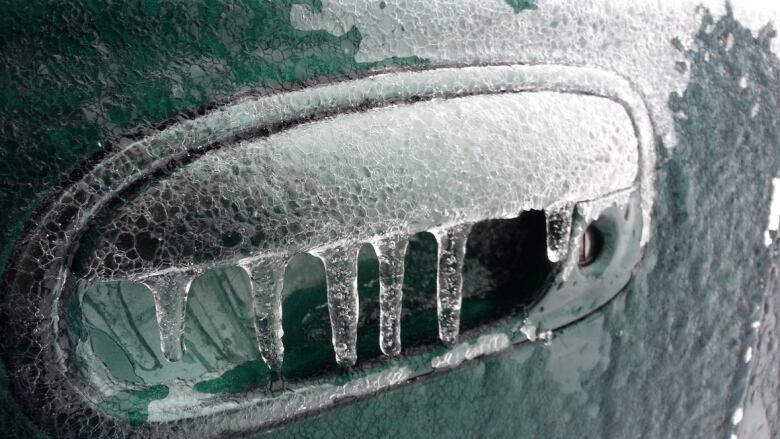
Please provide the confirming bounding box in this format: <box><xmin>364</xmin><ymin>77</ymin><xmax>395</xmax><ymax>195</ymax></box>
<box><xmin>241</xmin><ymin>256</ymin><xmax>287</xmax><ymax>369</ymax></box>
<box><xmin>142</xmin><ymin>270</ymin><xmax>197</xmax><ymax>362</ymax></box>
<box><xmin>545</xmin><ymin>203</ymin><xmax>575</xmax><ymax>263</ymax></box>
<box><xmin>372</xmin><ymin>236</ymin><xmax>408</xmax><ymax>357</ymax></box>
<box><xmin>432</xmin><ymin>223</ymin><xmax>472</xmax><ymax>346</ymax></box>
<box><xmin>312</xmin><ymin>243</ymin><xmax>360</xmax><ymax>368</ymax></box>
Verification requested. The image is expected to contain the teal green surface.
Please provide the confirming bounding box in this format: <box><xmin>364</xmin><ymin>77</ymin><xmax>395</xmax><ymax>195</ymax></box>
<box><xmin>1</xmin><ymin>3</ymin><xmax>779</xmax><ymax>439</ymax></box>
<box><xmin>0</xmin><ymin>0</ymin><xmax>423</xmax><ymax>277</ymax></box>
<box><xmin>0</xmin><ymin>2</ymin><xmax>422</xmax><ymax>437</ymax></box>
<box><xmin>504</xmin><ymin>0</ymin><xmax>537</xmax><ymax>13</ymax></box>
<box><xmin>259</xmin><ymin>13</ymin><xmax>780</xmax><ymax>437</ymax></box>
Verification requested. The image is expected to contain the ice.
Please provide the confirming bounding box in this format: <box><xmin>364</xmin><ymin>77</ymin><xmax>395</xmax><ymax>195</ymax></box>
<box><xmin>240</xmin><ymin>255</ymin><xmax>288</xmax><ymax>369</ymax></box>
<box><xmin>141</xmin><ymin>270</ymin><xmax>198</xmax><ymax>362</ymax></box>
<box><xmin>545</xmin><ymin>203</ymin><xmax>575</xmax><ymax>263</ymax></box>
<box><xmin>733</xmin><ymin>407</ymin><xmax>744</xmax><ymax>425</ymax></box>
<box><xmin>75</xmin><ymin>87</ymin><xmax>640</xmax><ymax>364</ymax></box>
<box><xmin>311</xmin><ymin>243</ymin><xmax>361</xmax><ymax>367</ymax></box>
<box><xmin>372</xmin><ymin>236</ymin><xmax>409</xmax><ymax>357</ymax></box>
<box><xmin>763</xmin><ymin>177</ymin><xmax>780</xmax><ymax>247</ymax></box>
<box><xmin>553</xmin><ymin>189</ymin><xmax>634</xmax><ymax>280</ymax></box>
<box><xmin>517</xmin><ymin>319</ymin><xmax>553</xmax><ymax>344</ymax></box>
<box><xmin>82</xmin><ymin>90</ymin><xmax>639</xmax><ymax>283</ymax></box>
<box><xmin>432</xmin><ymin>224</ymin><xmax>472</xmax><ymax>346</ymax></box>
<box><xmin>3</xmin><ymin>62</ymin><xmax>655</xmax><ymax>436</ymax></box>
<box><xmin>430</xmin><ymin>334</ymin><xmax>510</xmax><ymax>369</ymax></box>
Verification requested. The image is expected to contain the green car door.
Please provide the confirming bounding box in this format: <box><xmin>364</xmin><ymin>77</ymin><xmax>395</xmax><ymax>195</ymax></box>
<box><xmin>1</xmin><ymin>1</ymin><xmax>779</xmax><ymax>438</ymax></box>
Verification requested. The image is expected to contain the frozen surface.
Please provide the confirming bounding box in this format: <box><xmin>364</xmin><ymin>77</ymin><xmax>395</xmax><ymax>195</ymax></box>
<box><xmin>290</xmin><ymin>0</ymin><xmax>780</xmax><ymax>151</ymax></box>
<box><xmin>84</xmin><ymin>92</ymin><xmax>638</xmax><ymax>281</ymax></box>
<box><xmin>0</xmin><ymin>2</ymin><xmax>778</xmax><ymax>439</ymax></box>
<box><xmin>373</xmin><ymin>236</ymin><xmax>408</xmax><ymax>357</ymax></box>
<box><xmin>432</xmin><ymin>224</ymin><xmax>472</xmax><ymax>345</ymax></box>
<box><xmin>764</xmin><ymin>177</ymin><xmax>780</xmax><ymax>246</ymax></box>
<box><xmin>241</xmin><ymin>256</ymin><xmax>287</xmax><ymax>368</ymax></box>
<box><xmin>80</xmin><ymin>91</ymin><xmax>638</xmax><ymax>364</ymax></box>
<box><xmin>2</xmin><ymin>58</ymin><xmax>656</xmax><ymax>439</ymax></box>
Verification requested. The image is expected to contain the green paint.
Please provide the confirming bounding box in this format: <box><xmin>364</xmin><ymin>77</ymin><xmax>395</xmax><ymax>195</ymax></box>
<box><xmin>89</xmin><ymin>327</ymin><xmax>144</xmax><ymax>384</ymax></box>
<box><xmin>2</xmin><ymin>1</ymin><xmax>779</xmax><ymax>438</ymax></box>
<box><xmin>504</xmin><ymin>0</ymin><xmax>537</xmax><ymax>13</ymax></box>
<box><xmin>279</xmin><ymin>255</ymin><xmax>341</xmax><ymax>381</ymax></box>
<box><xmin>247</xmin><ymin>9</ymin><xmax>779</xmax><ymax>438</ymax></box>
<box><xmin>0</xmin><ymin>360</ymin><xmax>47</xmax><ymax>439</ymax></box>
<box><xmin>194</xmin><ymin>359</ymin><xmax>271</xmax><ymax>394</ymax></box>
<box><xmin>0</xmin><ymin>0</ymin><xmax>425</xmax><ymax>280</ymax></box>
<box><xmin>185</xmin><ymin>266</ymin><xmax>259</xmax><ymax>367</ymax></box>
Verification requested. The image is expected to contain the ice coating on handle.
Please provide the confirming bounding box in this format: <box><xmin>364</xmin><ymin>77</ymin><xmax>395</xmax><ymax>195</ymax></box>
<box><xmin>82</xmin><ymin>92</ymin><xmax>638</xmax><ymax>282</ymax></box>
<box><xmin>78</xmin><ymin>89</ymin><xmax>638</xmax><ymax>365</ymax></box>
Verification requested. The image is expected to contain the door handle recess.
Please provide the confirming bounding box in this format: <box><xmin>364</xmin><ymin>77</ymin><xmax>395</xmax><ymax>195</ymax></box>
<box><xmin>3</xmin><ymin>64</ymin><xmax>655</xmax><ymax>438</ymax></box>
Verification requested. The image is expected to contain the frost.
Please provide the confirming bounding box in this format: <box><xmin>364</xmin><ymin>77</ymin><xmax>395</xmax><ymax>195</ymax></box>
<box><xmin>764</xmin><ymin>177</ymin><xmax>780</xmax><ymax>246</ymax></box>
<box><xmin>4</xmin><ymin>64</ymin><xmax>653</xmax><ymax>436</ymax></box>
<box><xmin>733</xmin><ymin>407</ymin><xmax>744</xmax><ymax>425</ymax></box>
<box><xmin>84</xmin><ymin>88</ymin><xmax>640</xmax><ymax>364</ymax></box>
<box><xmin>430</xmin><ymin>334</ymin><xmax>510</xmax><ymax>369</ymax></box>
<box><xmin>750</xmin><ymin>103</ymin><xmax>761</xmax><ymax>118</ymax></box>
<box><xmin>545</xmin><ymin>203</ymin><xmax>575</xmax><ymax>263</ymax></box>
<box><xmin>517</xmin><ymin>319</ymin><xmax>553</xmax><ymax>344</ymax></box>
<box><xmin>288</xmin><ymin>0</ymin><xmax>700</xmax><ymax>152</ymax></box>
